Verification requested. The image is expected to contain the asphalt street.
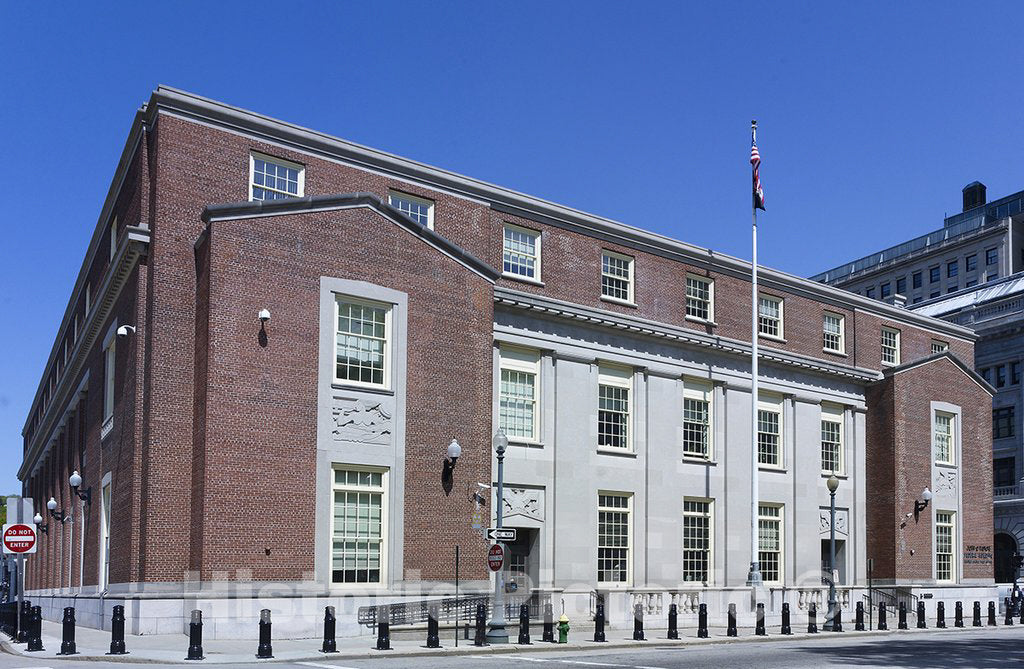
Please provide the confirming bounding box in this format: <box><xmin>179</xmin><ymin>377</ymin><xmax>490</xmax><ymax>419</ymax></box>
<box><xmin>1</xmin><ymin>627</ymin><xmax>1022</xmax><ymax>669</ymax></box>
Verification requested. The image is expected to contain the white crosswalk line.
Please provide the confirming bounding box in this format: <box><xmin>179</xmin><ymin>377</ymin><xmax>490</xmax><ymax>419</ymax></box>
<box><xmin>297</xmin><ymin>662</ymin><xmax>363</xmax><ymax>669</ymax></box>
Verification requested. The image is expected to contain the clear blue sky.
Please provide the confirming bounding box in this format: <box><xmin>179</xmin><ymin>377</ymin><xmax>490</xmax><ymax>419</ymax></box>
<box><xmin>2</xmin><ymin>2</ymin><xmax>1023</xmax><ymax>494</ymax></box>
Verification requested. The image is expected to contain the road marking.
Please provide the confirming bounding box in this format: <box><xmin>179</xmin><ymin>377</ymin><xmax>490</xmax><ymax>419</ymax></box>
<box><xmin>472</xmin><ymin>656</ymin><xmax>665</xmax><ymax>669</ymax></box>
<box><xmin>474</xmin><ymin>657</ymin><xmax>552</xmax><ymax>663</ymax></box>
<box><xmin>297</xmin><ymin>662</ymin><xmax>363</xmax><ymax>669</ymax></box>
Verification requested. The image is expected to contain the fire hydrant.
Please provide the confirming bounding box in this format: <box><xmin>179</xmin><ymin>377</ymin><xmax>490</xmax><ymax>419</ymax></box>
<box><xmin>557</xmin><ymin>614</ymin><xmax>570</xmax><ymax>643</ymax></box>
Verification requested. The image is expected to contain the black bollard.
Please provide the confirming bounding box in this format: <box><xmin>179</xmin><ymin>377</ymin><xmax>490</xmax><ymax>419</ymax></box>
<box><xmin>878</xmin><ymin>603</ymin><xmax>887</xmax><ymax>631</ymax></box>
<box><xmin>1005</xmin><ymin>598</ymin><xmax>1014</xmax><ymax>626</ymax></box>
<box><xmin>833</xmin><ymin>605</ymin><xmax>843</xmax><ymax>633</ymax></box>
<box><xmin>322</xmin><ymin>606</ymin><xmax>337</xmax><ymax>653</ymax></box>
<box><xmin>17</xmin><ymin>600</ymin><xmax>30</xmax><ymax>643</ymax></box>
<box><xmin>257</xmin><ymin>609</ymin><xmax>274</xmax><ymax>658</ymax></box>
<box><xmin>954</xmin><ymin>601</ymin><xmax>963</xmax><ymax>628</ymax></box>
<box><xmin>988</xmin><ymin>601</ymin><xmax>997</xmax><ymax>626</ymax></box>
<box><xmin>755</xmin><ymin>603</ymin><xmax>766</xmax><ymax>636</ymax></box>
<box><xmin>808</xmin><ymin>603</ymin><xmax>818</xmax><ymax>634</ymax></box>
<box><xmin>916</xmin><ymin>601</ymin><xmax>926</xmax><ymax>629</ymax></box>
<box><xmin>26</xmin><ymin>606</ymin><xmax>43</xmax><ymax>652</ymax></box>
<box><xmin>542</xmin><ymin>602</ymin><xmax>554</xmax><ymax>642</ymax></box>
<box><xmin>426</xmin><ymin>604</ymin><xmax>440</xmax><ymax>649</ymax></box>
<box><xmin>898</xmin><ymin>601</ymin><xmax>908</xmax><ymax>630</ymax></box>
<box><xmin>593</xmin><ymin>601</ymin><xmax>606</xmax><ymax>642</ymax></box>
<box><xmin>855</xmin><ymin>601</ymin><xmax>865</xmax><ymax>631</ymax></box>
<box><xmin>109</xmin><ymin>604</ymin><xmax>127</xmax><ymax>655</ymax></box>
<box><xmin>633</xmin><ymin>603</ymin><xmax>645</xmax><ymax>641</ymax></box>
<box><xmin>697</xmin><ymin>602</ymin><xmax>709</xmax><ymax>638</ymax></box>
<box><xmin>186</xmin><ymin>609</ymin><xmax>203</xmax><ymax>660</ymax></box>
<box><xmin>935</xmin><ymin>601</ymin><xmax>946</xmax><ymax>628</ymax></box>
<box><xmin>667</xmin><ymin>603</ymin><xmax>678</xmax><ymax>640</ymax></box>
<box><xmin>57</xmin><ymin>607</ymin><xmax>77</xmax><ymax>656</ymax></box>
<box><xmin>973</xmin><ymin>601</ymin><xmax>982</xmax><ymax>627</ymax></box>
<box><xmin>781</xmin><ymin>602</ymin><xmax>792</xmax><ymax>635</ymax></box>
<box><xmin>518</xmin><ymin>604</ymin><xmax>531</xmax><ymax>645</ymax></box>
<box><xmin>474</xmin><ymin>603</ymin><xmax>487</xmax><ymax>647</ymax></box>
<box><xmin>375</xmin><ymin>606</ymin><xmax>391</xmax><ymax>651</ymax></box>
<box><xmin>727</xmin><ymin>603</ymin><xmax>737</xmax><ymax>637</ymax></box>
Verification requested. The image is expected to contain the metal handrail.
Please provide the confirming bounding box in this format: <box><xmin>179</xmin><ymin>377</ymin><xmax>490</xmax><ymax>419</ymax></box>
<box><xmin>357</xmin><ymin>591</ymin><xmax>550</xmax><ymax>628</ymax></box>
<box><xmin>866</xmin><ymin>587</ymin><xmax>918</xmax><ymax>611</ymax></box>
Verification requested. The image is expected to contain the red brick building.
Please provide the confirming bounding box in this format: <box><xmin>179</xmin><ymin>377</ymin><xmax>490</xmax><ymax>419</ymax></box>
<box><xmin>20</xmin><ymin>87</ymin><xmax>995</xmax><ymax>636</ymax></box>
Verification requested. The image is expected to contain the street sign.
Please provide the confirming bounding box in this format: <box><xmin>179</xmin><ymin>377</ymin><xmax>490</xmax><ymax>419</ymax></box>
<box><xmin>487</xmin><ymin>543</ymin><xmax>504</xmax><ymax>572</ymax></box>
<box><xmin>486</xmin><ymin>528</ymin><xmax>517</xmax><ymax>542</ymax></box>
<box><xmin>2</xmin><ymin>524</ymin><xmax>36</xmax><ymax>555</ymax></box>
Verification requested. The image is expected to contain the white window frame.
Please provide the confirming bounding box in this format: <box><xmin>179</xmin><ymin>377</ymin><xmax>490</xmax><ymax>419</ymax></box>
<box><xmin>682</xmin><ymin>497</ymin><xmax>713</xmax><ymax>585</ymax></box>
<box><xmin>757</xmin><ymin>395</ymin><xmax>783</xmax><ymax>468</ymax></box>
<box><xmin>597</xmin><ymin>492</ymin><xmax>632</xmax><ymax>585</ymax></box>
<box><xmin>820</xmin><ymin>404</ymin><xmax>844</xmax><ymax>475</ymax></box>
<box><xmin>333</xmin><ymin>296</ymin><xmax>392</xmax><ymax>390</ymax></box>
<box><xmin>933</xmin><ymin>411</ymin><xmax>955</xmax><ymax>466</ymax></box>
<box><xmin>84</xmin><ymin>282</ymin><xmax>91</xmax><ymax>316</ymax></box>
<box><xmin>601</xmin><ymin>251</ymin><xmax>635</xmax><ymax>305</ymax></box>
<box><xmin>249</xmin><ymin>152</ymin><xmax>305</xmax><ymax>201</ymax></box>
<box><xmin>99</xmin><ymin>473</ymin><xmax>112</xmax><ymax>589</ymax></box>
<box><xmin>758</xmin><ymin>294</ymin><xmax>784</xmax><ymax>340</ymax></box>
<box><xmin>102</xmin><ymin>338</ymin><xmax>116</xmax><ymax>437</ymax></box>
<box><xmin>931</xmin><ymin>340</ymin><xmax>949</xmax><ymax>354</ymax></box>
<box><xmin>498</xmin><ymin>346</ymin><xmax>540</xmax><ymax>443</ymax></box>
<box><xmin>597</xmin><ymin>364</ymin><xmax>632</xmax><ymax>452</ymax></box>
<box><xmin>823</xmin><ymin>312</ymin><xmax>845</xmax><ymax>354</ymax></box>
<box><xmin>502</xmin><ymin>223</ymin><xmax>542</xmax><ymax>283</ymax></box>
<box><xmin>388</xmin><ymin>190</ymin><xmax>435</xmax><ymax>229</ymax></box>
<box><xmin>109</xmin><ymin>216</ymin><xmax>118</xmax><ymax>261</ymax></box>
<box><xmin>685</xmin><ymin>275</ymin><xmax>714</xmax><ymax>323</ymax></box>
<box><xmin>758</xmin><ymin>503</ymin><xmax>784</xmax><ymax>584</ymax></box>
<box><xmin>935</xmin><ymin>510</ymin><xmax>955</xmax><ymax>583</ymax></box>
<box><xmin>682</xmin><ymin>379</ymin><xmax>713</xmax><ymax>460</ymax></box>
<box><xmin>881</xmin><ymin>327</ymin><xmax>901</xmax><ymax>365</ymax></box>
<box><xmin>330</xmin><ymin>466</ymin><xmax>389</xmax><ymax>586</ymax></box>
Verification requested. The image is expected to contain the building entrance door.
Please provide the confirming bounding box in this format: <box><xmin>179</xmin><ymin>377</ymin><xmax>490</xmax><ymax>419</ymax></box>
<box><xmin>506</xmin><ymin>528</ymin><xmax>538</xmax><ymax>593</ymax></box>
<box><xmin>821</xmin><ymin>539</ymin><xmax>847</xmax><ymax>585</ymax></box>
<box><xmin>995</xmin><ymin>533</ymin><xmax>1018</xmax><ymax>583</ymax></box>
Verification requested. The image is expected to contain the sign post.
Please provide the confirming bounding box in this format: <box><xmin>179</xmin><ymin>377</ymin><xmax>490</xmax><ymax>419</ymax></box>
<box><xmin>487</xmin><ymin>544</ymin><xmax>504</xmax><ymax>572</ymax></box>
<box><xmin>6</xmin><ymin>498</ymin><xmax>34</xmax><ymax>645</ymax></box>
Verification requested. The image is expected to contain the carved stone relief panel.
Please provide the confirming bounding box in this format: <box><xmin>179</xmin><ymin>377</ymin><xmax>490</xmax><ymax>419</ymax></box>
<box><xmin>503</xmin><ymin>487</ymin><xmax>545</xmax><ymax>523</ymax></box>
<box><xmin>819</xmin><ymin>508</ymin><xmax>849</xmax><ymax>537</ymax></box>
<box><xmin>331</xmin><ymin>397</ymin><xmax>393</xmax><ymax>445</ymax></box>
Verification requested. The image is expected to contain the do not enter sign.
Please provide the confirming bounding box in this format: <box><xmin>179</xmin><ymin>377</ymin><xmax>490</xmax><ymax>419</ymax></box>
<box><xmin>2</xmin><ymin>523</ymin><xmax>37</xmax><ymax>554</ymax></box>
<box><xmin>487</xmin><ymin>543</ymin><xmax>504</xmax><ymax>572</ymax></box>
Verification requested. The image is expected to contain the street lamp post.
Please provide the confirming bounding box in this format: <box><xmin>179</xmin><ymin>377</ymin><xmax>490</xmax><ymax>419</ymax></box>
<box><xmin>1011</xmin><ymin>551</ymin><xmax>1024</xmax><ymax>617</ymax></box>
<box><xmin>823</xmin><ymin>475</ymin><xmax>840</xmax><ymax>631</ymax></box>
<box><xmin>486</xmin><ymin>429</ymin><xmax>509</xmax><ymax>644</ymax></box>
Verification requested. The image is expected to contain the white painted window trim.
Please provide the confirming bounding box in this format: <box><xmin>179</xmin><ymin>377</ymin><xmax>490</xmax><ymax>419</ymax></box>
<box><xmin>682</xmin><ymin>497</ymin><xmax>714</xmax><ymax>585</ymax></box>
<box><xmin>931</xmin><ymin>339</ymin><xmax>949</xmax><ymax>354</ymax></box>
<box><xmin>823</xmin><ymin>311</ymin><xmax>845</xmax><ymax>355</ymax></box>
<box><xmin>388</xmin><ymin>190</ymin><xmax>435</xmax><ymax>230</ymax></box>
<box><xmin>249</xmin><ymin>152</ymin><xmax>305</xmax><ymax>201</ymax></box>
<box><xmin>934</xmin><ymin>509</ymin><xmax>956</xmax><ymax>583</ymax></box>
<box><xmin>600</xmin><ymin>250</ymin><xmax>635</xmax><ymax>305</ymax></box>
<box><xmin>682</xmin><ymin>378</ymin><xmax>713</xmax><ymax>460</ymax></box>
<box><xmin>597</xmin><ymin>491</ymin><xmax>633</xmax><ymax>587</ymax></box>
<box><xmin>501</xmin><ymin>223</ymin><xmax>542</xmax><ymax>284</ymax></box>
<box><xmin>757</xmin><ymin>503</ymin><xmax>784</xmax><ymax>585</ymax></box>
<box><xmin>757</xmin><ymin>294</ymin><xmax>784</xmax><ymax>340</ymax></box>
<box><xmin>881</xmin><ymin>327</ymin><xmax>901</xmax><ymax>366</ymax></box>
<box><xmin>98</xmin><ymin>472</ymin><xmax>112</xmax><ymax>590</ymax></box>
<box><xmin>820</xmin><ymin>403</ymin><xmax>844</xmax><ymax>475</ymax></box>
<box><xmin>109</xmin><ymin>216</ymin><xmax>118</xmax><ymax>261</ymax></box>
<box><xmin>332</xmin><ymin>295</ymin><xmax>393</xmax><ymax>391</ymax></box>
<box><xmin>597</xmin><ymin>363</ymin><xmax>633</xmax><ymax>453</ymax></box>
<box><xmin>757</xmin><ymin>394</ymin><xmax>784</xmax><ymax>469</ymax></box>
<box><xmin>684</xmin><ymin>275</ymin><xmax>715</xmax><ymax>324</ymax></box>
<box><xmin>101</xmin><ymin>319</ymin><xmax>118</xmax><ymax>441</ymax></box>
<box><xmin>933</xmin><ymin>410</ymin><xmax>956</xmax><ymax>466</ymax></box>
<box><xmin>329</xmin><ymin>465</ymin><xmax>389</xmax><ymax>587</ymax></box>
<box><xmin>498</xmin><ymin>346</ymin><xmax>541</xmax><ymax>444</ymax></box>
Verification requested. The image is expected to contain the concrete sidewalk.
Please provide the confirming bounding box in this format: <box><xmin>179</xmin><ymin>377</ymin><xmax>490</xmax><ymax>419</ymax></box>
<box><xmin>0</xmin><ymin>619</ymin><xmax>1015</xmax><ymax>664</ymax></box>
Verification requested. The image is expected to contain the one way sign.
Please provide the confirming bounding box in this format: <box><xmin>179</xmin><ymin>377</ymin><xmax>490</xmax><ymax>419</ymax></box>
<box><xmin>486</xmin><ymin>528</ymin><xmax>517</xmax><ymax>542</ymax></box>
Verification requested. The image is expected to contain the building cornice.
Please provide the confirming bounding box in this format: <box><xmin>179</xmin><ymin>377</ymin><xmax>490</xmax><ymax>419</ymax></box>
<box><xmin>876</xmin><ymin>350</ymin><xmax>996</xmax><ymax>397</ymax></box>
<box><xmin>19</xmin><ymin>227</ymin><xmax>150</xmax><ymax>480</ymax></box>
<box><xmin>494</xmin><ymin>286</ymin><xmax>883</xmax><ymax>383</ymax></box>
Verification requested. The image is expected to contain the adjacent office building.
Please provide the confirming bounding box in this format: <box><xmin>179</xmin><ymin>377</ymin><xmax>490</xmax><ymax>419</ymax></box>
<box><xmin>814</xmin><ymin>182</ymin><xmax>1024</xmax><ymax>583</ymax></box>
<box><xmin>20</xmin><ymin>88</ymin><xmax>996</xmax><ymax>637</ymax></box>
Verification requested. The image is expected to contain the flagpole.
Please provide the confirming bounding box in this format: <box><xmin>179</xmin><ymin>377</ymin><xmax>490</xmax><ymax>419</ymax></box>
<box><xmin>747</xmin><ymin>120</ymin><xmax>763</xmax><ymax>588</ymax></box>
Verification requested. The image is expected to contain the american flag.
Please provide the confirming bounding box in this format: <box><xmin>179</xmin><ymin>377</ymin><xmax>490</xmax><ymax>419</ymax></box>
<box><xmin>751</xmin><ymin>134</ymin><xmax>765</xmax><ymax>211</ymax></box>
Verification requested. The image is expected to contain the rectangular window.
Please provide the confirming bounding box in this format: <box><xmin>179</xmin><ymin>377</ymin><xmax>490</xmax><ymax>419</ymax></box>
<box><xmin>502</xmin><ymin>224</ymin><xmax>540</xmax><ymax>280</ymax></box>
<box><xmin>823</xmin><ymin>312</ymin><xmax>844</xmax><ymax>353</ymax></box>
<box><xmin>988</xmin><ymin>271</ymin><xmax>999</xmax><ymax>283</ymax></box>
<box><xmin>931</xmin><ymin>340</ymin><xmax>948</xmax><ymax>354</ymax></box>
<box><xmin>881</xmin><ymin>327</ymin><xmax>900</xmax><ymax>365</ymax></box>
<box><xmin>335</xmin><ymin>298</ymin><xmax>390</xmax><ymax>388</ymax></box>
<box><xmin>966</xmin><ymin>254</ymin><xmax>977</xmax><ymax>272</ymax></box>
<box><xmin>331</xmin><ymin>468</ymin><xmax>386</xmax><ymax>584</ymax></box>
<box><xmin>499</xmin><ymin>347</ymin><xmax>539</xmax><ymax>441</ymax></box>
<box><xmin>109</xmin><ymin>216</ymin><xmax>118</xmax><ymax>261</ymax></box>
<box><xmin>993</xmin><ymin>407</ymin><xmax>1015</xmax><ymax>439</ymax></box>
<box><xmin>913</xmin><ymin>296</ymin><xmax>923</xmax><ymax>304</ymax></box>
<box><xmin>880</xmin><ymin>282</ymin><xmax>891</xmax><ymax>298</ymax></box>
<box><xmin>1012</xmin><ymin>362</ymin><xmax>1021</xmax><ymax>385</ymax></box>
<box><xmin>388</xmin><ymin>191</ymin><xmax>434</xmax><ymax>228</ymax></box>
<box><xmin>682</xmin><ymin>499</ymin><xmax>712</xmax><ymax>584</ymax></box>
<box><xmin>758</xmin><ymin>295</ymin><xmax>783</xmax><ymax>338</ymax></box>
<box><xmin>820</xmin><ymin>406</ymin><xmax>843</xmax><ymax>475</ymax></box>
<box><xmin>757</xmin><ymin>402</ymin><xmax>781</xmax><ymax>467</ymax></box>
<box><xmin>930</xmin><ymin>266</ymin><xmax>940</xmax><ymax>283</ymax></box>
<box><xmin>598</xmin><ymin>365</ymin><xmax>632</xmax><ymax>450</ymax></box>
<box><xmin>685</xmin><ymin>276</ymin><xmax>713</xmax><ymax>322</ymax></box>
<box><xmin>100</xmin><ymin>482</ymin><xmax>112</xmax><ymax>588</ymax></box>
<box><xmin>966</xmin><ymin>279</ymin><xmax>977</xmax><ymax>288</ymax></box>
<box><xmin>758</xmin><ymin>505</ymin><xmax>783</xmax><ymax>583</ymax></box>
<box><xmin>865</xmin><ymin>287</ymin><xmax>875</xmax><ymax>299</ymax></box>
<box><xmin>994</xmin><ymin>457</ymin><xmax>1016</xmax><ymax>488</ymax></box>
<box><xmin>996</xmin><ymin>366</ymin><xmax>1006</xmax><ymax>388</ymax></box>
<box><xmin>896</xmin><ymin>277</ymin><xmax>907</xmax><ymax>294</ymax></box>
<box><xmin>601</xmin><ymin>251</ymin><xmax>634</xmax><ymax>303</ymax></box>
<box><xmin>597</xmin><ymin>493</ymin><xmax>631</xmax><ymax>584</ymax></box>
<box><xmin>250</xmin><ymin>153</ymin><xmax>303</xmax><ymax>201</ymax></box>
<box><xmin>947</xmin><ymin>285</ymin><xmax>958</xmax><ymax>294</ymax></box>
<box><xmin>682</xmin><ymin>381</ymin><xmax>712</xmax><ymax>459</ymax></box>
<box><xmin>981</xmin><ymin>368</ymin><xmax>992</xmax><ymax>384</ymax></box>
<box><xmin>934</xmin><ymin>412</ymin><xmax>954</xmax><ymax>464</ymax></box>
<box><xmin>935</xmin><ymin>511</ymin><xmax>955</xmax><ymax>582</ymax></box>
<box><xmin>912</xmin><ymin>272</ymin><xmax>922</xmax><ymax>289</ymax></box>
<box><xmin>987</xmin><ymin>248</ymin><xmax>998</xmax><ymax>265</ymax></box>
<box><xmin>947</xmin><ymin>260</ymin><xmax>958</xmax><ymax>278</ymax></box>
<box><xmin>930</xmin><ymin>291</ymin><xmax>940</xmax><ymax>299</ymax></box>
<box><xmin>103</xmin><ymin>339</ymin><xmax>116</xmax><ymax>423</ymax></box>
<box><xmin>85</xmin><ymin>282</ymin><xmax>91</xmax><ymax>315</ymax></box>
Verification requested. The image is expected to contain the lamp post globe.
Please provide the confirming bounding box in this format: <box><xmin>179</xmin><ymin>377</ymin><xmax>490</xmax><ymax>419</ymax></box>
<box><xmin>447</xmin><ymin>439</ymin><xmax>461</xmax><ymax>463</ymax></box>
<box><xmin>69</xmin><ymin>471</ymin><xmax>82</xmax><ymax>489</ymax></box>
<box><xmin>922</xmin><ymin>487</ymin><xmax>933</xmax><ymax>503</ymax></box>
<box><xmin>46</xmin><ymin>498</ymin><xmax>57</xmax><ymax>511</ymax></box>
<box><xmin>33</xmin><ymin>513</ymin><xmax>42</xmax><ymax>524</ymax></box>
<box><xmin>492</xmin><ymin>428</ymin><xmax>508</xmax><ymax>455</ymax></box>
